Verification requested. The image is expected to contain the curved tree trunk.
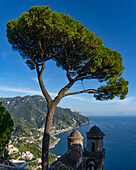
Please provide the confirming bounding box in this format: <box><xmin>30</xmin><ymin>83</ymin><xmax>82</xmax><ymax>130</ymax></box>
<box><xmin>42</xmin><ymin>105</ymin><xmax>56</xmax><ymax>170</ymax></box>
<box><xmin>37</xmin><ymin>63</ymin><xmax>75</xmax><ymax>169</ymax></box>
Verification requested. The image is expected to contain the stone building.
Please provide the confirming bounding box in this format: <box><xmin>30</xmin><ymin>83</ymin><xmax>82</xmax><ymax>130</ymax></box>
<box><xmin>50</xmin><ymin>125</ymin><xmax>105</xmax><ymax>170</ymax></box>
<box><xmin>68</xmin><ymin>130</ymin><xmax>84</xmax><ymax>155</ymax></box>
<box><xmin>83</xmin><ymin>125</ymin><xmax>105</xmax><ymax>170</ymax></box>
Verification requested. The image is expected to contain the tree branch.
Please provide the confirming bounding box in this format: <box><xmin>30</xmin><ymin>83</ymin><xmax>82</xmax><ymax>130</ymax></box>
<box><xmin>36</xmin><ymin>62</ymin><xmax>52</xmax><ymax>107</ymax></box>
<box><xmin>53</xmin><ymin>80</ymin><xmax>75</xmax><ymax>106</ymax></box>
<box><xmin>66</xmin><ymin>71</ymin><xmax>73</xmax><ymax>82</ymax></box>
<box><xmin>64</xmin><ymin>49</ymin><xmax>73</xmax><ymax>82</ymax></box>
<box><xmin>39</xmin><ymin>39</ymin><xmax>43</xmax><ymax>52</ymax></box>
<box><xmin>64</xmin><ymin>89</ymin><xmax>98</xmax><ymax>97</ymax></box>
<box><xmin>43</xmin><ymin>36</ymin><xmax>52</xmax><ymax>53</ymax></box>
<box><xmin>51</xmin><ymin>45</ymin><xmax>65</xmax><ymax>58</ymax></box>
<box><xmin>43</xmin><ymin>56</ymin><xmax>53</xmax><ymax>62</ymax></box>
<box><xmin>74</xmin><ymin>75</ymin><xmax>93</xmax><ymax>81</ymax></box>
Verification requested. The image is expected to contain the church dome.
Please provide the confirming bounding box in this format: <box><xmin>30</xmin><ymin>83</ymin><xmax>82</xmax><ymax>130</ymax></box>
<box><xmin>86</xmin><ymin>125</ymin><xmax>105</xmax><ymax>138</ymax></box>
<box><xmin>68</xmin><ymin>130</ymin><xmax>83</xmax><ymax>140</ymax></box>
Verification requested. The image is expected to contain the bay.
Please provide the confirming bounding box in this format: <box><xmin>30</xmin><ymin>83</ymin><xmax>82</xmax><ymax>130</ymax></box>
<box><xmin>50</xmin><ymin>116</ymin><xmax>136</xmax><ymax>170</ymax></box>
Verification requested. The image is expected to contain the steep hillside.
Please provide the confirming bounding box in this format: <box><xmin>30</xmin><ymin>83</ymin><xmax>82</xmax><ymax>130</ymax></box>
<box><xmin>0</xmin><ymin>95</ymin><xmax>90</xmax><ymax>130</ymax></box>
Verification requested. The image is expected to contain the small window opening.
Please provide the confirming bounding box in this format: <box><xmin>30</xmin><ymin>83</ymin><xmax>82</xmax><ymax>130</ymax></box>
<box><xmin>92</xmin><ymin>142</ymin><xmax>95</xmax><ymax>152</ymax></box>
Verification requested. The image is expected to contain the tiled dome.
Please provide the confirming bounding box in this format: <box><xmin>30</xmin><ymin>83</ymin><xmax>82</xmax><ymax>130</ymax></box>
<box><xmin>86</xmin><ymin>125</ymin><xmax>105</xmax><ymax>137</ymax></box>
<box><xmin>68</xmin><ymin>130</ymin><xmax>83</xmax><ymax>139</ymax></box>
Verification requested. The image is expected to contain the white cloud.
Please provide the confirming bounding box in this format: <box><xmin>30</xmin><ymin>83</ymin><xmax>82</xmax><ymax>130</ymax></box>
<box><xmin>67</xmin><ymin>95</ymin><xmax>94</xmax><ymax>102</ymax></box>
<box><xmin>66</xmin><ymin>95</ymin><xmax>136</xmax><ymax>105</ymax></box>
<box><xmin>106</xmin><ymin>97</ymin><xmax>136</xmax><ymax>104</ymax></box>
<box><xmin>0</xmin><ymin>86</ymin><xmax>57</xmax><ymax>97</ymax></box>
<box><xmin>0</xmin><ymin>85</ymin><xmax>135</xmax><ymax>106</ymax></box>
<box><xmin>0</xmin><ymin>86</ymin><xmax>42</xmax><ymax>95</ymax></box>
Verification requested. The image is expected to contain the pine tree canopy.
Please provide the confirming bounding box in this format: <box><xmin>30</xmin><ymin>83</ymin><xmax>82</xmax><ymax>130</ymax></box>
<box><xmin>6</xmin><ymin>6</ymin><xmax>128</xmax><ymax>100</ymax></box>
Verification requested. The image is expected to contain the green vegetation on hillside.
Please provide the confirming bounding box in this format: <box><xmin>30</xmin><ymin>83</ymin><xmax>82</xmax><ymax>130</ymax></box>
<box><xmin>0</xmin><ymin>103</ymin><xmax>14</xmax><ymax>154</ymax></box>
<box><xmin>0</xmin><ymin>95</ymin><xmax>90</xmax><ymax>130</ymax></box>
<box><xmin>0</xmin><ymin>95</ymin><xmax>90</xmax><ymax>168</ymax></box>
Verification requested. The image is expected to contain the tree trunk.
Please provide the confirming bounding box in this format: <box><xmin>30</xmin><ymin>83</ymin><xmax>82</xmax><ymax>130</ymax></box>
<box><xmin>37</xmin><ymin>64</ymin><xmax>75</xmax><ymax>169</ymax></box>
<box><xmin>42</xmin><ymin>105</ymin><xmax>56</xmax><ymax>170</ymax></box>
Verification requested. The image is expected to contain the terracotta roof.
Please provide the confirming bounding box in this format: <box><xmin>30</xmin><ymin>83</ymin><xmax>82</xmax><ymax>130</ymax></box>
<box><xmin>8</xmin><ymin>148</ymin><xmax>12</xmax><ymax>150</ymax></box>
<box><xmin>68</xmin><ymin>130</ymin><xmax>83</xmax><ymax>140</ymax></box>
<box><xmin>86</xmin><ymin>125</ymin><xmax>105</xmax><ymax>137</ymax></box>
<box><xmin>58</xmin><ymin>149</ymin><xmax>81</xmax><ymax>168</ymax></box>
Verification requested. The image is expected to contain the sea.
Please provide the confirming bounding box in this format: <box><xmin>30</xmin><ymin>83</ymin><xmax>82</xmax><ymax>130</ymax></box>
<box><xmin>50</xmin><ymin>116</ymin><xmax>136</xmax><ymax>170</ymax></box>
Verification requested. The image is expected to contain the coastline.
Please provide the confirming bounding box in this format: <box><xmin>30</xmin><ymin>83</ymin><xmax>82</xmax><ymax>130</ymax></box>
<box><xmin>50</xmin><ymin>120</ymin><xmax>91</xmax><ymax>149</ymax></box>
<box><xmin>53</xmin><ymin>120</ymin><xmax>91</xmax><ymax>136</ymax></box>
<box><xmin>49</xmin><ymin>137</ymin><xmax>60</xmax><ymax>149</ymax></box>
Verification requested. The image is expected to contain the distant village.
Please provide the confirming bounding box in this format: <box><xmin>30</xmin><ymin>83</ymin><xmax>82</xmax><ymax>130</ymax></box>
<box><xmin>1</xmin><ymin>125</ymin><xmax>79</xmax><ymax>169</ymax></box>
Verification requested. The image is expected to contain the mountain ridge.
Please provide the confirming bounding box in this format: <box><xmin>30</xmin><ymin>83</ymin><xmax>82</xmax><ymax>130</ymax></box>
<box><xmin>0</xmin><ymin>95</ymin><xmax>90</xmax><ymax>130</ymax></box>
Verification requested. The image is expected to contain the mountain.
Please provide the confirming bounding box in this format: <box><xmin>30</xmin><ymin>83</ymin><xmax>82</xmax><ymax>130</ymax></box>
<box><xmin>0</xmin><ymin>95</ymin><xmax>90</xmax><ymax>130</ymax></box>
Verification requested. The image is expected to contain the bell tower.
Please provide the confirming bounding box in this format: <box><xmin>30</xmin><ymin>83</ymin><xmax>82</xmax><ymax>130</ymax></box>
<box><xmin>68</xmin><ymin>129</ymin><xmax>84</xmax><ymax>155</ymax></box>
<box><xmin>83</xmin><ymin>125</ymin><xmax>105</xmax><ymax>170</ymax></box>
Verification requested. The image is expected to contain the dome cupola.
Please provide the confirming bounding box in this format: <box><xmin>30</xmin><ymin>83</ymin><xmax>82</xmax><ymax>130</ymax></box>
<box><xmin>68</xmin><ymin>130</ymin><xmax>83</xmax><ymax>140</ymax></box>
<box><xmin>86</xmin><ymin>125</ymin><xmax>105</xmax><ymax>152</ymax></box>
<box><xmin>67</xmin><ymin>130</ymin><xmax>83</xmax><ymax>154</ymax></box>
<box><xmin>86</xmin><ymin>125</ymin><xmax>105</xmax><ymax>138</ymax></box>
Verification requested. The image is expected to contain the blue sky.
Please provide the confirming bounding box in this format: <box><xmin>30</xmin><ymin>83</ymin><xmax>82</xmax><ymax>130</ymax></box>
<box><xmin>0</xmin><ymin>0</ymin><xmax>136</xmax><ymax>116</ymax></box>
